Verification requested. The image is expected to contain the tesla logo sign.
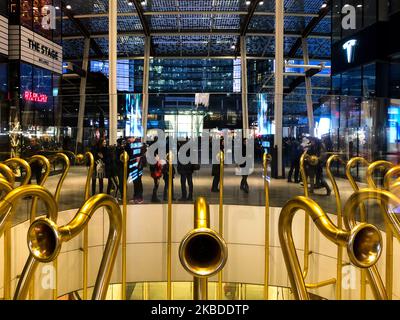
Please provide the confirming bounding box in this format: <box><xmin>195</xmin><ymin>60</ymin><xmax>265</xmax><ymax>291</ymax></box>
<box><xmin>24</xmin><ymin>91</ymin><xmax>48</xmax><ymax>103</ymax></box>
<box><xmin>343</xmin><ymin>39</ymin><xmax>357</xmax><ymax>63</ymax></box>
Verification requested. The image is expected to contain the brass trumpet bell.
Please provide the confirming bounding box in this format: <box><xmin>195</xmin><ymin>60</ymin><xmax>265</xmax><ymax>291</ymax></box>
<box><xmin>346</xmin><ymin>223</ymin><xmax>382</xmax><ymax>269</ymax></box>
<box><xmin>179</xmin><ymin>228</ymin><xmax>227</xmax><ymax>278</ymax></box>
<box><xmin>27</xmin><ymin>218</ymin><xmax>60</xmax><ymax>263</ymax></box>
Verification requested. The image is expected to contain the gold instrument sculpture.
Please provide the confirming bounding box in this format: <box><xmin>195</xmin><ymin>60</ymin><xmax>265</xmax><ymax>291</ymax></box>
<box><xmin>0</xmin><ymin>179</ymin><xmax>15</xmax><ymax>300</ymax></box>
<box><xmin>263</xmin><ymin>153</ymin><xmax>272</xmax><ymax>299</ymax></box>
<box><xmin>120</xmin><ymin>151</ymin><xmax>129</xmax><ymax>300</ymax></box>
<box><xmin>279</xmin><ymin>196</ymin><xmax>382</xmax><ymax>300</ymax></box>
<box><xmin>48</xmin><ymin>153</ymin><xmax>70</xmax><ymax>300</ymax></box>
<box><xmin>384</xmin><ymin>165</ymin><xmax>400</xmax><ymax>191</ymax></box>
<box><xmin>179</xmin><ymin>197</ymin><xmax>228</xmax><ymax>300</ymax></box>
<box><xmin>3</xmin><ymin>158</ymin><xmax>32</xmax><ymax>186</ymax></box>
<box><xmin>325</xmin><ymin>154</ymin><xmax>345</xmax><ymax>300</ymax></box>
<box><xmin>0</xmin><ymin>164</ymin><xmax>16</xmax><ymax>187</ymax></box>
<box><xmin>366</xmin><ymin>160</ymin><xmax>395</xmax><ymax>299</ymax></box>
<box><xmin>299</xmin><ymin>151</ymin><xmax>336</xmax><ymax>289</ymax></box>
<box><xmin>217</xmin><ymin>150</ymin><xmax>224</xmax><ymax>299</ymax></box>
<box><xmin>75</xmin><ymin>152</ymin><xmax>95</xmax><ymax>300</ymax></box>
<box><xmin>345</xmin><ymin>156</ymin><xmax>370</xmax><ymax>299</ymax></box>
<box><xmin>26</xmin><ymin>194</ymin><xmax>122</xmax><ymax>300</ymax></box>
<box><xmin>167</xmin><ymin>151</ymin><xmax>173</xmax><ymax>300</ymax></box>
<box><xmin>0</xmin><ymin>185</ymin><xmax>58</xmax><ymax>300</ymax></box>
<box><xmin>343</xmin><ymin>189</ymin><xmax>400</xmax><ymax>300</ymax></box>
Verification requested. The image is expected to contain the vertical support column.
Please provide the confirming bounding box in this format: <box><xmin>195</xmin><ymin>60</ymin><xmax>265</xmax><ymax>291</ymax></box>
<box><xmin>142</xmin><ymin>36</ymin><xmax>151</xmax><ymax>142</ymax></box>
<box><xmin>302</xmin><ymin>38</ymin><xmax>315</xmax><ymax>137</ymax></box>
<box><xmin>274</xmin><ymin>0</ymin><xmax>284</xmax><ymax>177</ymax></box>
<box><xmin>75</xmin><ymin>37</ymin><xmax>91</xmax><ymax>153</ymax></box>
<box><xmin>109</xmin><ymin>0</ymin><xmax>118</xmax><ymax>144</ymax></box>
<box><xmin>240</xmin><ymin>36</ymin><xmax>249</xmax><ymax>132</ymax></box>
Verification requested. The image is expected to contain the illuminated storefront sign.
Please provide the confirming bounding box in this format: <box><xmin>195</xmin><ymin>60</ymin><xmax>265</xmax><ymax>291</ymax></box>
<box><xmin>343</xmin><ymin>39</ymin><xmax>358</xmax><ymax>63</ymax></box>
<box><xmin>23</xmin><ymin>90</ymin><xmax>48</xmax><ymax>103</ymax></box>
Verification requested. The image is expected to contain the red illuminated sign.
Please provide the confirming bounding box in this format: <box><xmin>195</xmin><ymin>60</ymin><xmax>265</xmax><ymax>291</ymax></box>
<box><xmin>23</xmin><ymin>90</ymin><xmax>48</xmax><ymax>103</ymax></box>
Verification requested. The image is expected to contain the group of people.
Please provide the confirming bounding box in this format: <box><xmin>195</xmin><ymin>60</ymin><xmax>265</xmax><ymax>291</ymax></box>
<box><xmin>285</xmin><ymin>135</ymin><xmax>332</xmax><ymax>196</ymax></box>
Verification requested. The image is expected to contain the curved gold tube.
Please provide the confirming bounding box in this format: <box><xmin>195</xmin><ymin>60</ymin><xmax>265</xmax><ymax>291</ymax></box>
<box><xmin>120</xmin><ymin>151</ymin><xmax>129</xmax><ymax>300</ymax></box>
<box><xmin>279</xmin><ymin>196</ymin><xmax>382</xmax><ymax>300</ymax></box>
<box><xmin>179</xmin><ymin>197</ymin><xmax>228</xmax><ymax>300</ymax></box>
<box><xmin>0</xmin><ymin>184</ymin><xmax>58</xmax><ymax>301</ymax></box>
<box><xmin>26</xmin><ymin>194</ymin><xmax>122</xmax><ymax>300</ymax></box>
<box><xmin>0</xmin><ymin>164</ymin><xmax>15</xmax><ymax>187</ymax></box>
<box><xmin>3</xmin><ymin>158</ymin><xmax>32</xmax><ymax>186</ymax></box>
<box><xmin>345</xmin><ymin>156</ymin><xmax>370</xmax><ymax>299</ymax></box>
<box><xmin>343</xmin><ymin>189</ymin><xmax>400</xmax><ymax>300</ymax></box>
<box><xmin>50</xmin><ymin>153</ymin><xmax>70</xmax><ymax>205</ymax></box>
<box><xmin>75</xmin><ymin>152</ymin><xmax>95</xmax><ymax>201</ymax></box>
<box><xmin>366</xmin><ymin>160</ymin><xmax>395</xmax><ymax>299</ymax></box>
<box><xmin>48</xmin><ymin>153</ymin><xmax>70</xmax><ymax>300</ymax></box>
<box><xmin>366</xmin><ymin>160</ymin><xmax>394</xmax><ymax>189</ymax></box>
<box><xmin>299</xmin><ymin>151</ymin><xmax>318</xmax><ymax>280</ymax></box>
<box><xmin>167</xmin><ymin>152</ymin><xmax>173</xmax><ymax>300</ymax></box>
<box><xmin>326</xmin><ymin>154</ymin><xmax>345</xmax><ymax>300</ymax></box>
<box><xmin>263</xmin><ymin>153</ymin><xmax>272</xmax><ymax>300</ymax></box>
<box><xmin>384</xmin><ymin>165</ymin><xmax>400</xmax><ymax>191</ymax></box>
<box><xmin>75</xmin><ymin>151</ymin><xmax>94</xmax><ymax>300</ymax></box>
<box><xmin>217</xmin><ymin>150</ymin><xmax>224</xmax><ymax>300</ymax></box>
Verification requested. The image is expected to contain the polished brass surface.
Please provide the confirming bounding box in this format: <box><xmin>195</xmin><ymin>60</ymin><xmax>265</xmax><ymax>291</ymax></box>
<box><xmin>343</xmin><ymin>189</ymin><xmax>400</xmax><ymax>300</ymax></box>
<box><xmin>75</xmin><ymin>152</ymin><xmax>94</xmax><ymax>300</ymax></box>
<box><xmin>345</xmin><ymin>156</ymin><xmax>369</xmax><ymax>299</ymax></box>
<box><xmin>0</xmin><ymin>179</ymin><xmax>14</xmax><ymax>300</ymax></box>
<box><xmin>167</xmin><ymin>152</ymin><xmax>173</xmax><ymax>300</ymax></box>
<box><xmin>48</xmin><ymin>153</ymin><xmax>70</xmax><ymax>300</ymax></box>
<box><xmin>263</xmin><ymin>153</ymin><xmax>272</xmax><ymax>300</ymax></box>
<box><xmin>120</xmin><ymin>151</ymin><xmax>129</xmax><ymax>300</ymax></box>
<box><xmin>0</xmin><ymin>185</ymin><xmax>59</xmax><ymax>300</ymax></box>
<box><xmin>179</xmin><ymin>197</ymin><xmax>228</xmax><ymax>300</ymax></box>
<box><xmin>217</xmin><ymin>151</ymin><xmax>224</xmax><ymax>300</ymax></box>
<box><xmin>384</xmin><ymin>165</ymin><xmax>400</xmax><ymax>191</ymax></box>
<box><xmin>0</xmin><ymin>164</ymin><xmax>15</xmax><ymax>187</ymax></box>
<box><xmin>279</xmin><ymin>196</ymin><xmax>382</xmax><ymax>300</ymax></box>
<box><xmin>3</xmin><ymin>158</ymin><xmax>32</xmax><ymax>186</ymax></box>
<box><xmin>366</xmin><ymin>160</ymin><xmax>395</xmax><ymax>299</ymax></box>
<box><xmin>26</xmin><ymin>194</ymin><xmax>122</xmax><ymax>300</ymax></box>
<box><xmin>326</xmin><ymin>155</ymin><xmax>344</xmax><ymax>300</ymax></box>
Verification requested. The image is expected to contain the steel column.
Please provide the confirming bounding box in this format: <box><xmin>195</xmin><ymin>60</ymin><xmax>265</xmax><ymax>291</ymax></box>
<box><xmin>240</xmin><ymin>36</ymin><xmax>249</xmax><ymax>131</ymax></box>
<box><xmin>109</xmin><ymin>0</ymin><xmax>118</xmax><ymax>144</ymax></box>
<box><xmin>75</xmin><ymin>37</ymin><xmax>90</xmax><ymax>153</ymax></box>
<box><xmin>302</xmin><ymin>38</ymin><xmax>315</xmax><ymax>137</ymax></box>
<box><xmin>274</xmin><ymin>0</ymin><xmax>284</xmax><ymax>177</ymax></box>
<box><xmin>142</xmin><ymin>36</ymin><xmax>151</xmax><ymax>142</ymax></box>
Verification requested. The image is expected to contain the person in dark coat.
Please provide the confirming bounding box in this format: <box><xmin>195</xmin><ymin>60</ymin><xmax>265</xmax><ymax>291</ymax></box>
<box><xmin>91</xmin><ymin>138</ymin><xmax>106</xmax><ymax>195</ymax></box>
<box><xmin>162</xmin><ymin>154</ymin><xmax>175</xmax><ymax>201</ymax></box>
<box><xmin>287</xmin><ymin>137</ymin><xmax>301</xmax><ymax>183</ymax></box>
<box><xmin>177</xmin><ymin>142</ymin><xmax>194</xmax><ymax>201</ymax></box>
<box><xmin>211</xmin><ymin>137</ymin><xmax>224</xmax><ymax>192</ymax></box>
<box><xmin>25</xmin><ymin>137</ymin><xmax>43</xmax><ymax>184</ymax></box>
<box><xmin>105</xmin><ymin>145</ymin><xmax>119</xmax><ymax>196</ymax></box>
<box><xmin>239</xmin><ymin>138</ymin><xmax>250</xmax><ymax>193</ymax></box>
<box><xmin>115</xmin><ymin>138</ymin><xmax>127</xmax><ymax>200</ymax></box>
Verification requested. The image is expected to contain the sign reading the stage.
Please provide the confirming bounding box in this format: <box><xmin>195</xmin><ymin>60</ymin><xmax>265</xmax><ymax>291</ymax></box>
<box><xmin>9</xmin><ymin>25</ymin><xmax>63</xmax><ymax>74</ymax></box>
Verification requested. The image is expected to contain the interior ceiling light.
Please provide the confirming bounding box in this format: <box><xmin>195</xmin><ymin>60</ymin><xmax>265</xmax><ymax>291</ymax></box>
<box><xmin>246</xmin><ymin>1</ymin><xmax>251</xmax><ymax>5</ymax></box>
<box><xmin>66</xmin><ymin>4</ymin><xmax>72</xmax><ymax>9</ymax></box>
<box><xmin>259</xmin><ymin>1</ymin><xmax>264</xmax><ymax>5</ymax></box>
<box><xmin>321</xmin><ymin>3</ymin><xmax>327</xmax><ymax>8</ymax></box>
<box><xmin>357</xmin><ymin>4</ymin><xmax>363</xmax><ymax>7</ymax></box>
<box><xmin>128</xmin><ymin>1</ymin><xmax>133</xmax><ymax>5</ymax></box>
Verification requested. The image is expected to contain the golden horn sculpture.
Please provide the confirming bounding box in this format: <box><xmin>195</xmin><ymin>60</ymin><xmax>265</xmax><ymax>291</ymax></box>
<box><xmin>326</xmin><ymin>154</ymin><xmax>345</xmax><ymax>300</ymax></box>
<box><xmin>343</xmin><ymin>188</ymin><xmax>400</xmax><ymax>300</ymax></box>
<box><xmin>345</xmin><ymin>156</ymin><xmax>370</xmax><ymax>299</ymax></box>
<box><xmin>366</xmin><ymin>160</ymin><xmax>395</xmax><ymax>299</ymax></box>
<box><xmin>279</xmin><ymin>196</ymin><xmax>382</xmax><ymax>300</ymax></box>
<box><xmin>384</xmin><ymin>165</ymin><xmax>400</xmax><ymax>191</ymax></box>
<box><xmin>3</xmin><ymin>158</ymin><xmax>32</xmax><ymax>186</ymax></box>
<box><xmin>179</xmin><ymin>197</ymin><xmax>228</xmax><ymax>300</ymax></box>
<box><xmin>0</xmin><ymin>163</ymin><xmax>15</xmax><ymax>187</ymax></box>
<box><xmin>26</xmin><ymin>194</ymin><xmax>122</xmax><ymax>300</ymax></box>
<box><xmin>0</xmin><ymin>184</ymin><xmax>58</xmax><ymax>300</ymax></box>
<box><xmin>75</xmin><ymin>151</ymin><xmax>94</xmax><ymax>299</ymax></box>
<box><xmin>49</xmin><ymin>153</ymin><xmax>70</xmax><ymax>204</ymax></box>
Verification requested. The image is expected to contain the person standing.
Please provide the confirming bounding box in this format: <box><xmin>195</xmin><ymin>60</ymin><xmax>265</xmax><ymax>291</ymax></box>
<box><xmin>178</xmin><ymin>144</ymin><xmax>194</xmax><ymax>201</ymax></box>
<box><xmin>115</xmin><ymin>138</ymin><xmax>127</xmax><ymax>200</ymax></box>
<box><xmin>91</xmin><ymin>138</ymin><xmax>106</xmax><ymax>195</ymax></box>
<box><xmin>162</xmin><ymin>153</ymin><xmax>175</xmax><ymax>201</ymax></box>
<box><xmin>211</xmin><ymin>137</ymin><xmax>224</xmax><ymax>192</ymax></box>
<box><xmin>287</xmin><ymin>137</ymin><xmax>301</xmax><ymax>183</ymax></box>
<box><xmin>239</xmin><ymin>138</ymin><xmax>250</xmax><ymax>193</ymax></box>
<box><xmin>25</xmin><ymin>137</ymin><xmax>43</xmax><ymax>184</ymax></box>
